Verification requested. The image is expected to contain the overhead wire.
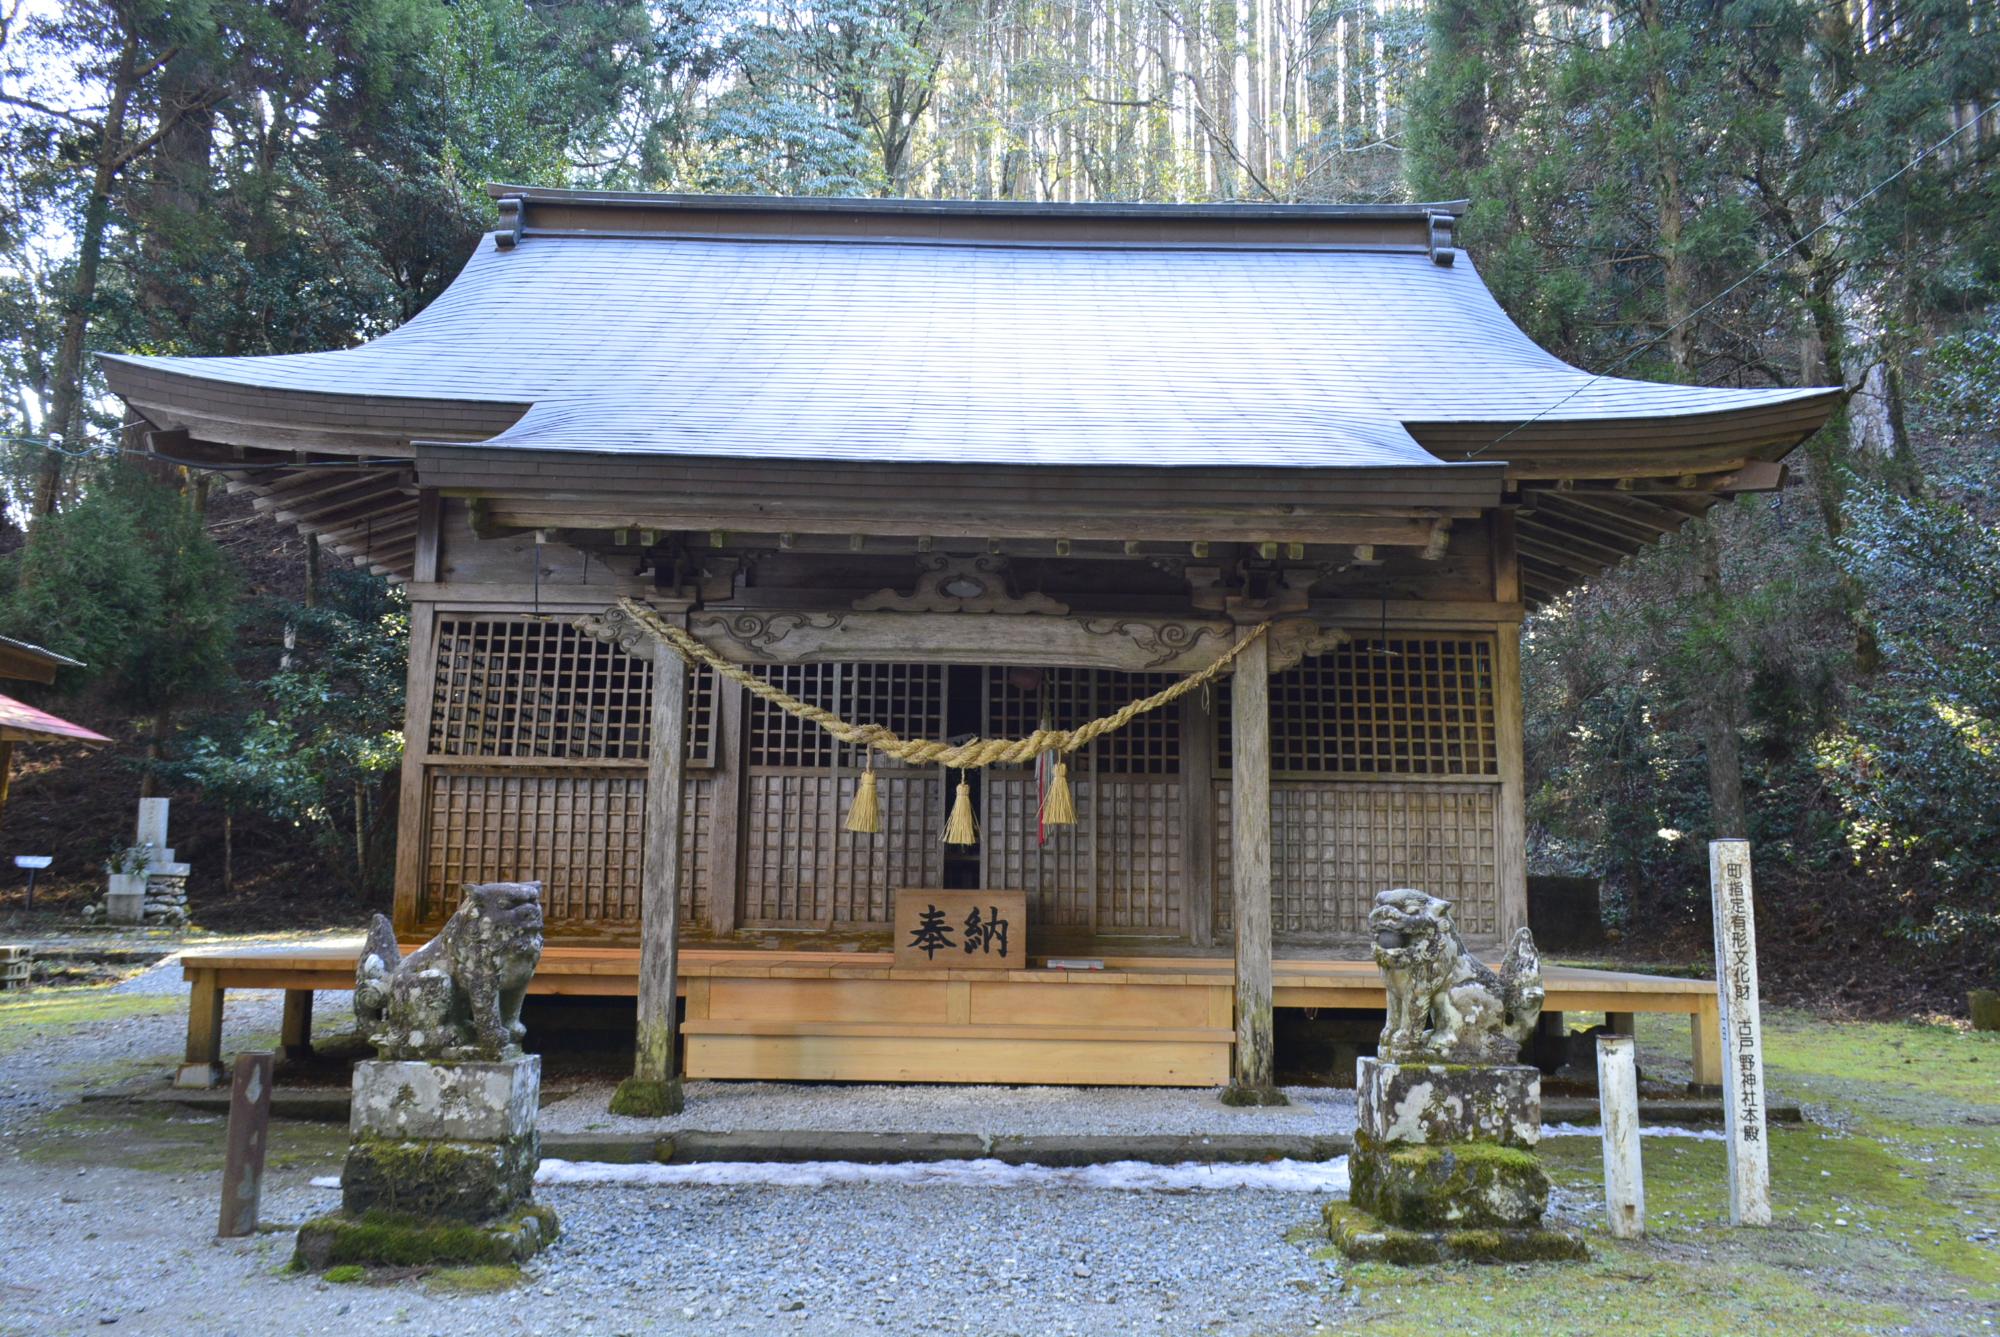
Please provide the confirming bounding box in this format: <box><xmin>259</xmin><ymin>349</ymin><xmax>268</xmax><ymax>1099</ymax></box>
<box><xmin>1463</xmin><ymin>100</ymin><xmax>1999</xmax><ymax>460</ymax></box>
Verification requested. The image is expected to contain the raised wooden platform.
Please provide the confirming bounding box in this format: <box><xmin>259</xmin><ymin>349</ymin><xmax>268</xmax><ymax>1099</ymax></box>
<box><xmin>175</xmin><ymin>944</ymin><xmax>1721</xmax><ymax>1089</ymax></box>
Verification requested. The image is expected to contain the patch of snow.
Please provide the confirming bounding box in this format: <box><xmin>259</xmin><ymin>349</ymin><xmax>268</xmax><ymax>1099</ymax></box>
<box><xmin>314</xmin><ymin>1157</ymin><xmax>1352</xmax><ymax>1194</ymax></box>
<box><xmin>1542</xmin><ymin>1122</ymin><xmax>1727</xmax><ymax>1141</ymax></box>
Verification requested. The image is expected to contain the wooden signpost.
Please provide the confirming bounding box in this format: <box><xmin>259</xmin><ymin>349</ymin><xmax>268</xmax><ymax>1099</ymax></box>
<box><xmin>893</xmin><ymin>890</ymin><xmax>1028</xmax><ymax>969</ymax></box>
<box><xmin>217</xmin><ymin>1051</ymin><xmax>274</xmax><ymax>1238</ymax></box>
<box><xmin>1596</xmin><ymin>1033</ymin><xmax>1645</xmax><ymax>1239</ymax></box>
<box><xmin>1709</xmin><ymin>839</ymin><xmax>1771</xmax><ymax>1226</ymax></box>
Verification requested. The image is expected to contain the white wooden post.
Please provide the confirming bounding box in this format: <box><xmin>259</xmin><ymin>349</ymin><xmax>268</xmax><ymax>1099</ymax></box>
<box><xmin>1710</xmin><ymin>839</ymin><xmax>1771</xmax><ymax>1226</ymax></box>
<box><xmin>1596</xmin><ymin>1033</ymin><xmax>1644</xmax><ymax>1239</ymax></box>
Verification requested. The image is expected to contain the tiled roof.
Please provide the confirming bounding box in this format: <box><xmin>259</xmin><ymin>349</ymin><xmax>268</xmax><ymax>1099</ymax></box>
<box><xmin>0</xmin><ymin>692</ymin><xmax>111</xmax><ymax>745</ymax></box>
<box><xmin>100</xmin><ymin>218</ymin><xmax>1836</xmax><ymax>471</ymax></box>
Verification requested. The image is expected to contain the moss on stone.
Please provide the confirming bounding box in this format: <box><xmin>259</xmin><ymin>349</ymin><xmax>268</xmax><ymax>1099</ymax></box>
<box><xmin>425</xmin><ymin>1264</ymin><xmax>523</xmax><ymax>1295</ymax></box>
<box><xmin>293</xmin><ymin>1205</ymin><xmax>559</xmax><ymax>1271</ymax></box>
<box><xmin>1351</xmin><ymin>1140</ymin><xmax>1550</xmax><ymax>1229</ymax></box>
<box><xmin>341</xmin><ymin>1132</ymin><xmax>537</xmax><ymax>1222</ymax></box>
<box><xmin>609</xmin><ymin>1076</ymin><xmax>683</xmax><ymax>1118</ymax></box>
<box><xmin>1218</xmin><ymin>1084</ymin><xmax>1290</xmax><ymax>1108</ymax></box>
<box><xmin>322</xmin><ymin>1265</ymin><xmax>366</xmax><ymax>1284</ymax></box>
<box><xmin>1324</xmin><ymin>1201</ymin><xmax>1589</xmax><ymax>1266</ymax></box>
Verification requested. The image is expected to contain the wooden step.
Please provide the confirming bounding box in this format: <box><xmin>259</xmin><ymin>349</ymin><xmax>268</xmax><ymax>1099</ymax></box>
<box><xmin>685</xmin><ymin>1024</ymin><xmax>1232</xmax><ymax>1086</ymax></box>
<box><xmin>682</xmin><ymin>1019</ymin><xmax>1232</xmax><ymax>1043</ymax></box>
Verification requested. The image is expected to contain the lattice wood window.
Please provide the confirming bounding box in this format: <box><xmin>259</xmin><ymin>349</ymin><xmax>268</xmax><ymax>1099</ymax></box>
<box><xmin>1094</xmin><ymin>672</ymin><xmax>1180</xmax><ymax>775</ymax></box>
<box><xmin>1218</xmin><ymin>636</ymin><xmax>1498</xmax><ymax>777</ymax></box>
<box><xmin>423</xmin><ymin>772</ymin><xmax>647</xmax><ymax>923</ymax></box>
<box><xmin>429</xmin><ymin>617</ymin><xmax>714</xmax><ymax>765</ymax></box>
<box><xmin>422</xmin><ymin>772</ymin><xmax>712</xmax><ymax>928</ymax></box>
<box><xmin>684</xmin><ymin>667</ymin><xmax>718</xmax><ymax>766</ymax></box>
<box><xmin>982</xmin><ymin>668</ymin><xmax>1183</xmax><ymax>935</ymax></box>
<box><xmin>983</xmin><ymin>668</ymin><xmax>1179</xmax><ymax>774</ymax></box>
<box><xmin>1211</xmin><ymin>781</ymin><xmax>1498</xmax><ymax>939</ymax></box>
<box><xmin>747</xmin><ymin>663</ymin><xmax>836</xmax><ymax>769</ymax></box>
<box><xmin>748</xmin><ymin>663</ymin><xmax>944</xmax><ymax>769</ymax></box>
<box><xmin>739</xmin><ymin>663</ymin><xmax>947</xmax><ymax>927</ymax></box>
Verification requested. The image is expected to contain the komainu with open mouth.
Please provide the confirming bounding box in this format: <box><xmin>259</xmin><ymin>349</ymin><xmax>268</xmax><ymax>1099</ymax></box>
<box><xmin>1369</xmin><ymin>887</ymin><xmax>1543</xmax><ymax>1064</ymax></box>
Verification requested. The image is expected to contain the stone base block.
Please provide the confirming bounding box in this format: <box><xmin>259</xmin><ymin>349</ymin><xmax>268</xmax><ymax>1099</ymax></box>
<box><xmin>1325</xmin><ymin>1203</ymin><xmax>1587</xmax><ymax>1265</ymax></box>
<box><xmin>293</xmin><ymin>1205</ymin><xmax>559</xmax><ymax>1271</ymax></box>
<box><xmin>352</xmin><ymin>1056</ymin><xmax>540</xmax><ymax>1142</ymax></box>
<box><xmin>342</xmin><ymin>1134</ymin><xmax>539</xmax><ymax>1222</ymax></box>
<box><xmin>173</xmin><ymin>1061</ymin><xmax>223</xmax><ymax>1089</ymax></box>
<box><xmin>1350</xmin><ymin>1141</ymin><xmax>1550</xmax><ymax>1230</ymax></box>
<box><xmin>1357</xmin><ymin>1057</ymin><xmax>1540</xmax><ymax>1148</ymax></box>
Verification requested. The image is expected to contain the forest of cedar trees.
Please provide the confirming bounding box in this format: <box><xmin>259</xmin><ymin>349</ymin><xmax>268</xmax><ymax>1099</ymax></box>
<box><xmin>0</xmin><ymin>0</ymin><xmax>1994</xmax><ymax>1014</ymax></box>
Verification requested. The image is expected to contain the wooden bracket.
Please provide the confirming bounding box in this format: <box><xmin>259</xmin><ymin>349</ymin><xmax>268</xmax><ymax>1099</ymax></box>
<box><xmin>1421</xmin><ymin>518</ymin><xmax>1452</xmax><ymax>561</ymax></box>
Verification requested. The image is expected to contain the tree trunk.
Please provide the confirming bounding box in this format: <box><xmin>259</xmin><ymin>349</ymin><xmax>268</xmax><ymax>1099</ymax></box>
<box><xmin>139</xmin><ymin>704</ymin><xmax>173</xmax><ymax>799</ymax></box>
<box><xmin>223</xmin><ymin>807</ymin><xmax>234</xmax><ymax>895</ymax></box>
<box><xmin>304</xmin><ymin>533</ymin><xmax>321</xmax><ymax>608</ymax></box>
<box><xmin>40</xmin><ymin>33</ymin><xmax>144</xmax><ymax>518</ymax></box>
<box><xmin>1643</xmin><ymin>0</ymin><xmax>1692</xmax><ymax>380</ymax></box>
<box><xmin>1694</xmin><ymin>522</ymin><xmax>1747</xmax><ymax>839</ymax></box>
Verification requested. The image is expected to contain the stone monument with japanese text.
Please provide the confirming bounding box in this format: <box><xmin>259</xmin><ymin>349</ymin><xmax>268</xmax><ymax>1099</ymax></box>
<box><xmin>1710</xmin><ymin>840</ymin><xmax>1771</xmax><ymax>1226</ymax></box>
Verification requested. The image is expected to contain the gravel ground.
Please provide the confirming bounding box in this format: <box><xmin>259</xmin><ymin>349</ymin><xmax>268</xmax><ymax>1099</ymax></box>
<box><xmin>542</xmin><ymin>1078</ymin><xmax>1358</xmax><ymax>1138</ymax></box>
<box><xmin>0</xmin><ymin>1156</ymin><xmax>1349</xmax><ymax>1336</ymax></box>
<box><xmin>2</xmin><ymin>968</ymin><xmax>1358</xmax><ymax>1337</ymax></box>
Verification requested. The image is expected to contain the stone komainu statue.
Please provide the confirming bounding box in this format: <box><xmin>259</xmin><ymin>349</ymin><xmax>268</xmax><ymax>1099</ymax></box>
<box><xmin>1370</xmin><ymin>887</ymin><xmax>1543</xmax><ymax>1065</ymax></box>
<box><xmin>354</xmin><ymin>881</ymin><xmax>545</xmax><ymax>1061</ymax></box>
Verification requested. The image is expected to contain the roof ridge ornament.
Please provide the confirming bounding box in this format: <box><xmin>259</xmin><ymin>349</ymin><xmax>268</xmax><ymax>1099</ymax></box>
<box><xmin>1427</xmin><ymin>211</ymin><xmax>1457</xmax><ymax>267</ymax></box>
<box><xmin>495</xmin><ymin>194</ymin><xmax>526</xmax><ymax>250</ymax></box>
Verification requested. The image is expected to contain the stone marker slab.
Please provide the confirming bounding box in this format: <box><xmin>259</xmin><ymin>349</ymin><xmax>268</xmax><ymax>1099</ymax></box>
<box><xmin>136</xmin><ymin>797</ymin><xmax>171</xmax><ymax>853</ymax></box>
<box><xmin>351</xmin><ymin>1056</ymin><xmax>539</xmax><ymax>1142</ymax></box>
<box><xmin>1355</xmin><ymin>1057</ymin><xmax>1540</xmax><ymax>1149</ymax></box>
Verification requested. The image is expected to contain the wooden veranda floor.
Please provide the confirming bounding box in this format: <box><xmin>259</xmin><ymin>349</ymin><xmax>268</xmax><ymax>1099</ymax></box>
<box><xmin>176</xmin><ymin>944</ymin><xmax>1722</xmax><ymax>1090</ymax></box>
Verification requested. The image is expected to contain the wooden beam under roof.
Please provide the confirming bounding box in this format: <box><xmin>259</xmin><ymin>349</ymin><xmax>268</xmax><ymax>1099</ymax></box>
<box><xmin>468</xmin><ymin>499</ymin><xmax>1456</xmax><ymax>549</ymax></box>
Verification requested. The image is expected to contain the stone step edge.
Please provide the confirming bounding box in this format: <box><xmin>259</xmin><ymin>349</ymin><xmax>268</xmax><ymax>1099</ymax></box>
<box><xmin>96</xmin><ymin>1083</ymin><xmax>1802</xmax><ymax>1129</ymax></box>
<box><xmin>559</xmin><ymin>1131</ymin><xmax>1359</xmax><ymax>1166</ymax></box>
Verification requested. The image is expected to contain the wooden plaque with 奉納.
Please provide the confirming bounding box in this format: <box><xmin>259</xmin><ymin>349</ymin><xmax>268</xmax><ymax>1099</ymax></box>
<box><xmin>893</xmin><ymin>889</ymin><xmax>1028</xmax><ymax>969</ymax></box>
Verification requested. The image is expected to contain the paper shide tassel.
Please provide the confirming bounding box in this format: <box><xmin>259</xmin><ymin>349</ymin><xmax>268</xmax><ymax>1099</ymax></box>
<box><xmin>1042</xmin><ymin>758</ymin><xmax>1077</xmax><ymax>827</ymax></box>
<box><xmin>944</xmin><ymin>770</ymin><xmax>979</xmax><ymax>846</ymax></box>
<box><xmin>844</xmin><ymin>756</ymin><xmax>881</xmax><ymax>834</ymax></box>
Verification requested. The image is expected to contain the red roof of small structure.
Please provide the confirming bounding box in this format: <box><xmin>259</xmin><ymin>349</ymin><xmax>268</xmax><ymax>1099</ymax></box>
<box><xmin>0</xmin><ymin>692</ymin><xmax>112</xmax><ymax>745</ymax></box>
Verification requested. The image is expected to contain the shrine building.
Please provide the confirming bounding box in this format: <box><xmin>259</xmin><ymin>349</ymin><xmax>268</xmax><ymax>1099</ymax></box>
<box><xmin>103</xmin><ymin>188</ymin><xmax>1838</xmax><ymax>1096</ymax></box>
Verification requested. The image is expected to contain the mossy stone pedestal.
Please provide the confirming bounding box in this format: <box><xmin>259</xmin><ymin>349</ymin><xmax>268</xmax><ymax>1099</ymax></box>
<box><xmin>294</xmin><ymin>1056</ymin><xmax>559</xmax><ymax>1270</ymax></box>
<box><xmin>1332</xmin><ymin>1057</ymin><xmax>1586</xmax><ymax>1264</ymax></box>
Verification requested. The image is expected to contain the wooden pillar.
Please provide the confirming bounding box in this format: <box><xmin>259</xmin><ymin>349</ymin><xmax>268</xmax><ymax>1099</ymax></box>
<box><xmin>1690</xmin><ymin>993</ymin><xmax>1723</xmax><ymax>1089</ymax></box>
<box><xmin>1225</xmin><ymin>631</ymin><xmax>1282</xmax><ymax>1103</ymax></box>
<box><xmin>390</xmin><ymin>490</ymin><xmax>442</xmax><ymax>933</ymax></box>
<box><xmin>1494</xmin><ymin>619</ymin><xmax>1528</xmax><ymax>940</ymax></box>
<box><xmin>176</xmin><ymin>968</ymin><xmax>225</xmax><ymax>1089</ymax></box>
<box><xmin>1180</xmin><ymin>693</ymin><xmax>1215</xmax><ymax>949</ymax></box>
<box><xmin>612</xmin><ymin>637</ymin><xmax>688</xmax><ymax>1117</ymax></box>
<box><xmin>280</xmin><ymin>989</ymin><xmax>314</xmax><ymax>1062</ymax></box>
